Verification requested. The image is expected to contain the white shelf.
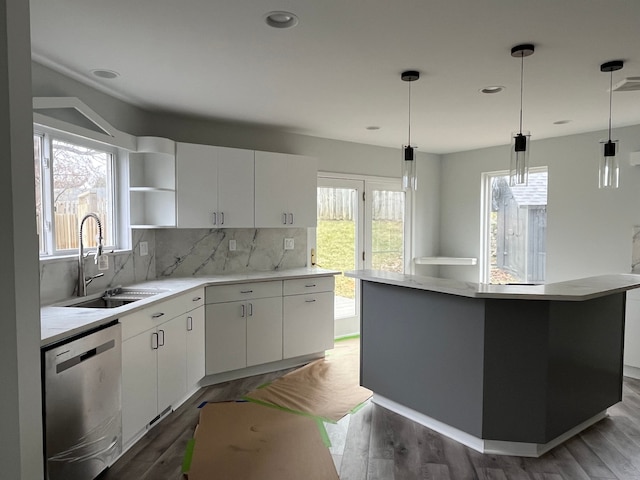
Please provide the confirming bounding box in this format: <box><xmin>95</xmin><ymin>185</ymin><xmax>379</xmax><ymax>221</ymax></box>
<box><xmin>414</xmin><ymin>257</ymin><xmax>478</xmax><ymax>266</ymax></box>
<box><xmin>129</xmin><ymin>186</ymin><xmax>175</xmax><ymax>193</ymax></box>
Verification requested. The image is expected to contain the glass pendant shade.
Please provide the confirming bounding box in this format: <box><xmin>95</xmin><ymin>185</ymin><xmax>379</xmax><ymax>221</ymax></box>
<box><xmin>509</xmin><ymin>131</ymin><xmax>530</xmax><ymax>186</ymax></box>
<box><xmin>599</xmin><ymin>139</ymin><xmax>619</xmax><ymax>189</ymax></box>
<box><xmin>402</xmin><ymin>145</ymin><xmax>417</xmax><ymax>191</ymax></box>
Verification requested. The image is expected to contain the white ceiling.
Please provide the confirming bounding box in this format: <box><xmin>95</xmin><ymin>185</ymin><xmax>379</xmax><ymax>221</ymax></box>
<box><xmin>29</xmin><ymin>0</ymin><xmax>640</xmax><ymax>154</ymax></box>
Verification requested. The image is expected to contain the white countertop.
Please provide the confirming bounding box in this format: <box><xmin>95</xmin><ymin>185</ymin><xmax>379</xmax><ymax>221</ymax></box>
<box><xmin>41</xmin><ymin>268</ymin><xmax>339</xmax><ymax>347</ymax></box>
<box><xmin>345</xmin><ymin>270</ymin><xmax>640</xmax><ymax>301</ymax></box>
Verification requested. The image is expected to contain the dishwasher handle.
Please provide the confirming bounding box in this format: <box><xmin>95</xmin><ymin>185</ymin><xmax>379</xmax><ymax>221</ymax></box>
<box><xmin>55</xmin><ymin>339</ymin><xmax>116</xmax><ymax>374</ymax></box>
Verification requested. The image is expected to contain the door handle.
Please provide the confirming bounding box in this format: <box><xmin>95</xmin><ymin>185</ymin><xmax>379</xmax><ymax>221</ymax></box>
<box><xmin>241</xmin><ymin>304</ymin><xmax>246</xmax><ymax>317</ymax></box>
<box><xmin>289</xmin><ymin>213</ymin><xmax>294</xmax><ymax>224</ymax></box>
<box><xmin>212</xmin><ymin>212</ymin><xmax>217</xmax><ymax>225</ymax></box>
<box><xmin>192</xmin><ymin>296</ymin><xmax>202</xmax><ymax>302</ymax></box>
<box><xmin>151</xmin><ymin>312</ymin><xmax>165</xmax><ymax>319</ymax></box>
<box><xmin>305</xmin><ymin>299</ymin><xmax>317</xmax><ymax>303</ymax></box>
<box><xmin>282</xmin><ymin>212</ymin><xmax>288</xmax><ymax>225</ymax></box>
<box><xmin>187</xmin><ymin>316</ymin><xmax>193</xmax><ymax>331</ymax></box>
<box><xmin>151</xmin><ymin>332</ymin><xmax>159</xmax><ymax>350</ymax></box>
<box><xmin>158</xmin><ymin>329</ymin><xmax>165</xmax><ymax>347</ymax></box>
<box><xmin>220</xmin><ymin>212</ymin><xmax>224</xmax><ymax>225</ymax></box>
<box><xmin>248</xmin><ymin>303</ymin><xmax>253</xmax><ymax>316</ymax></box>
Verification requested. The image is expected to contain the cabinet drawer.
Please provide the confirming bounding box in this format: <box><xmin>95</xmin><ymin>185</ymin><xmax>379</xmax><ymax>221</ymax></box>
<box><xmin>120</xmin><ymin>292</ymin><xmax>191</xmax><ymax>340</ymax></box>
<box><xmin>206</xmin><ymin>281</ymin><xmax>282</xmax><ymax>304</ymax></box>
<box><xmin>185</xmin><ymin>288</ymin><xmax>205</xmax><ymax>312</ymax></box>
<box><xmin>283</xmin><ymin>276</ymin><xmax>334</xmax><ymax>296</ymax></box>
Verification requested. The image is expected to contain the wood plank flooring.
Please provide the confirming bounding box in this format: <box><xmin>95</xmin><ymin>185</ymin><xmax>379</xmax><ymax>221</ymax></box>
<box><xmin>103</xmin><ymin>350</ymin><xmax>640</xmax><ymax>480</ymax></box>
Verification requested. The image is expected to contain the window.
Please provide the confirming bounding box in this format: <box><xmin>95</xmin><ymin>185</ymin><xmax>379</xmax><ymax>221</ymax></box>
<box><xmin>481</xmin><ymin>168</ymin><xmax>547</xmax><ymax>284</ymax></box>
<box><xmin>34</xmin><ymin>130</ymin><xmax>117</xmax><ymax>256</ymax></box>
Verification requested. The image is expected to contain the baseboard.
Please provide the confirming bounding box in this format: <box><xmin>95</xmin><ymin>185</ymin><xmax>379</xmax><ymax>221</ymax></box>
<box><xmin>372</xmin><ymin>394</ymin><xmax>607</xmax><ymax>458</ymax></box>
<box><xmin>624</xmin><ymin>364</ymin><xmax>640</xmax><ymax>379</ymax></box>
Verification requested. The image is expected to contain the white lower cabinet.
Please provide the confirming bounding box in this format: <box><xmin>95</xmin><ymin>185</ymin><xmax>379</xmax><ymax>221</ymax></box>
<box><xmin>186</xmin><ymin>305</ymin><xmax>205</xmax><ymax>389</ymax></box>
<box><xmin>156</xmin><ymin>315</ymin><xmax>187</xmax><ymax>411</ymax></box>
<box><xmin>205</xmin><ymin>296</ymin><xmax>282</xmax><ymax>374</ymax></box>
<box><xmin>121</xmin><ymin>290</ymin><xmax>205</xmax><ymax>445</ymax></box>
<box><xmin>283</xmin><ymin>291</ymin><xmax>334</xmax><ymax>358</ymax></box>
<box><xmin>204</xmin><ymin>276</ymin><xmax>335</xmax><ymax>375</ymax></box>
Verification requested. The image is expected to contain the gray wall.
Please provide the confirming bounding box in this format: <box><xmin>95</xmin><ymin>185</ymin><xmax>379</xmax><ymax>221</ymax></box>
<box><xmin>439</xmin><ymin>125</ymin><xmax>640</xmax><ymax>283</ymax></box>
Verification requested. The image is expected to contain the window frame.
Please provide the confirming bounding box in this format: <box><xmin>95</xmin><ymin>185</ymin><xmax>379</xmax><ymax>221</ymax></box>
<box><xmin>34</xmin><ymin>126</ymin><xmax>120</xmax><ymax>258</ymax></box>
<box><xmin>479</xmin><ymin>166</ymin><xmax>548</xmax><ymax>284</ymax></box>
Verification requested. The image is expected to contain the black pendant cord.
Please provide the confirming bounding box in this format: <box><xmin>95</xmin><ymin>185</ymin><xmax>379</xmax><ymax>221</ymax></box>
<box><xmin>519</xmin><ymin>52</ymin><xmax>524</xmax><ymax>135</ymax></box>
<box><xmin>608</xmin><ymin>69</ymin><xmax>613</xmax><ymax>142</ymax></box>
<box><xmin>407</xmin><ymin>80</ymin><xmax>412</xmax><ymax>146</ymax></box>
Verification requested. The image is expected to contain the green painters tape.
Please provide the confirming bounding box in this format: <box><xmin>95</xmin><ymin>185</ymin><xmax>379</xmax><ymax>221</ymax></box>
<box><xmin>182</xmin><ymin>438</ymin><xmax>196</xmax><ymax>474</ymax></box>
<box><xmin>317</xmin><ymin>419</ymin><xmax>331</xmax><ymax>448</ymax></box>
<box><xmin>334</xmin><ymin>334</ymin><xmax>361</xmax><ymax>342</ymax></box>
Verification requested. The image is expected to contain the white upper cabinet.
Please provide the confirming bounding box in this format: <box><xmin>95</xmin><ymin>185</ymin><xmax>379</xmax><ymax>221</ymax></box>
<box><xmin>254</xmin><ymin>151</ymin><xmax>317</xmax><ymax>228</ymax></box>
<box><xmin>176</xmin><ymin>143</ymin><xmax>254</xmax><ymax>228</ymax></box>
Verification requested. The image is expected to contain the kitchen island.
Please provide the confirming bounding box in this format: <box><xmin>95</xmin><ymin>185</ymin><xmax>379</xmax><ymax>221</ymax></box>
<box><xmin>345</xmin><ymin>270</ymin><xmax>640</xmax><ymax>457</ymax></box>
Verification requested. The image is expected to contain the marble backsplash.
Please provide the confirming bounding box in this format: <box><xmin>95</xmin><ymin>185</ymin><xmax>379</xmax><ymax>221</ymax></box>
<box><xmin>154</xmin><ymin>228</ymin><xmax>307</xmax><ymax>278</ymax></box>
<box><xmin>40</xmin><ymin>230</ymin><xmax>156</xmax><ymax>305</ymax></box>
<box><xmin>40</xmin><ymin>228</ymin><xmax>307</xmax><ymax>304</ymax></box>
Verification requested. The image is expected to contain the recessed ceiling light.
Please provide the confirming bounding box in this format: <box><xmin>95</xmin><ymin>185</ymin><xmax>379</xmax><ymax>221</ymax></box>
<box><xmin>91</xmin><ymin>69</ymin><xmax>120</xmax><ymax>79</ymax></box>
<box><xmin>265</xmin><ymin>11</ymin><xmax>299</xmax><ymax>29</ymax></box>
<box><xmin>553</xmin><ymin>120</ymin><xmax>571</xmax><ymax>125</ymax></box>
<box><xmin>366</xmin><ymin>126</ymin><xmax>381</xmax><ymax>131</ymax></box>
<box><xmin>479</xmin><ymin>85</ymin><xmax>505</xmax><ymax>94</ymax></box>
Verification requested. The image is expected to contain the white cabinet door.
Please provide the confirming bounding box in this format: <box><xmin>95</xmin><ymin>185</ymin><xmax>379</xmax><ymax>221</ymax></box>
<box><xmin>246</xmin><ymin>296</ymin><xmax>283</xmax><ymax>366</ymax></box>
<box><xmin>205</xmin><ymin>302</ymin><xmax>247</xmax><ymax>374</ymax></box>
<box><xmin>122</xmin><ymin>329</ymin><xmax>158</xmax><ymax>444</ymax></box>
<box><xmin>255</xmin><ymin>151</ymin><xmax>289</xmax><ymax>227</ymax></box>
<box><xmin>186</xmin><ymin>306</ymin><xmax>205</xmax><ymax>389</ymax></box>
<box><xmin>157</xmin><ymin>315</ymin><xmax>187</xmax><ymax>412</ymax></box>
<box><xmin>217</xmin><ymin>147</ymin><xmax>254</xmax><ymax>227</ymax></box>
<box><xmin>255</xmin><ymin>151</ymin><xmax>317</xmax><ymax>227</ymax></box>
<box><xmin>176</xmin><ymin>142</ymin><xmax>218</xmax><ymax>228</ymax></box>
<box><xmin>288</xmin><ymin>155</ymin><xmax>317</xmax><ymax>227</ymax></box>
<box><xmin>283</xmin><ymin>291</ymin><xmax>334</xmax><ymax>359</ymax></box>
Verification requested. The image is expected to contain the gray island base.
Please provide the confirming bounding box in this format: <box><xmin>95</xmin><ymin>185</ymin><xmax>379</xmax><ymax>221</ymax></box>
<box><xmin>345</xmin><ymin>270</ymin><xmax>640</xmax><ymax>457</ymax></box>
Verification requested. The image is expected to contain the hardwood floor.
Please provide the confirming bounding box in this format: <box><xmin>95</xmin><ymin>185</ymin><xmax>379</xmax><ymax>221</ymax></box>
<box><xmin>104</xmin><ymin>359</ymin><xmax>640</xmax><ymax>479</ymax></box>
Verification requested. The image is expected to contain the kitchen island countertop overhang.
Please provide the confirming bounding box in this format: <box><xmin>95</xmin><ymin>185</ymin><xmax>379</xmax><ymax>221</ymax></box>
<box><xmin>345</xmin><ymin>270</ymin><xmax>640</xmax><ymax>457</ymax></box>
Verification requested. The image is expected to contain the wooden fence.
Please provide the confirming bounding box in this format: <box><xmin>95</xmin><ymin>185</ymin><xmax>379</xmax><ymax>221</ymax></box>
<box><xmin>317</xmin><ymin>188</ymin><xmax>404</xmax><ymax>221</ymax></box>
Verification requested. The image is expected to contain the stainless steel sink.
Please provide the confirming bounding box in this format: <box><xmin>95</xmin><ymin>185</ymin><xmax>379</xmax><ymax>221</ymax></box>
<box><xmin>63</xmin><ymin>287</ymin><xmax>168</xmax><ymax>309</ymax></box>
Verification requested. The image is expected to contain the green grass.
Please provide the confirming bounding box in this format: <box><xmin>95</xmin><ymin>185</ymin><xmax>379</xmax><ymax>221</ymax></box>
<box><xmin>316</xmin><ymin>219</ymin><xmax>403</xmax><ymax>298</ymax></box>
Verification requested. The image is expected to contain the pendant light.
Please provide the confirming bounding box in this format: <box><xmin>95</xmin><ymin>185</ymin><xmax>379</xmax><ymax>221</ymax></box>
<box><xmin>510</xmin><ymin>44</ymin><xmax>534</xmax><ymax>186</ymax></box>
<box><xmin>599</xmin><ymin>60</ymin><xmax>624</xmax><ymax>189</ymax></box>
<box><xmin>401</xmin><ymin>70</ymin><xmax>419</xmax><ymax>191</ymax></box>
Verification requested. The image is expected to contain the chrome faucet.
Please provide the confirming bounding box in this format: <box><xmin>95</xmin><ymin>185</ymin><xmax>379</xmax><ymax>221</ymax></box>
<box><xmin>78</xmin><ymin>213</ymin><xmax>105</xmax><ymax>297</ymax></box>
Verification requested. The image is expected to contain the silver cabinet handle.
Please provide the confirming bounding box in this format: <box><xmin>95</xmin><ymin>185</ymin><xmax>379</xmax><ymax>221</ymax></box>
<box><xmin>305</xmin><ymin>284</ymin><xmax>316</xmax><ymax>288</ymax></box>
<box><xmin>158</xmin><ymin>329</ymin><xmax>165</xmax><ymax>347</ymax></box>
<box><xmin>282</xmin><ymin>213</ymin><xmax>287</xmax><ymax>224</ymax></box>
<box><xmin>289</xmin><ymin>213</ymin><xmax>294</xmax><ymax>224</ymax></box>
<box><xmin>187</xmin><ymin>316</ymin><xmax>193</xmax><ymax>331</ymax></box>
<box><xmin>212</xmin><ymin>212</ymin><xmax>217</xmax><ymax>225</ymax></box>
<box><xmin>241</xmin><ymin>304</ymin><xmax>246</xmax><ymax>318</ymax></box>
<box><xmin>305</xmin><ymin>299</ymin><xmax>317</xmax><ymax>303</ymax></box>
<box><xmin>151</xmin><ymin>332</ymin><xmax>159</xmax><ymax>350</ymax></box>
<box><xmin>220</xmin><ymin>212</ymin><xmax>224</xmax><ymax>225</ymax></box>
<box><xmin>248</xmin><ymin>303</ymin><xmax>253</xmax><ymax>316</ymax></box>
<box><xmin>240</xmin><ymin>290</ymin><xmax>253</xmax><ymax>294</ymax></box>
<box><xmin>192</xmin><ymin>296</ymin><xmax>202</xmax><ymax>302</ymax></box>
<box><xmin>152</xmin><ymin>312</ymin><xmax>165</xmax><ymax>319</ymax></box>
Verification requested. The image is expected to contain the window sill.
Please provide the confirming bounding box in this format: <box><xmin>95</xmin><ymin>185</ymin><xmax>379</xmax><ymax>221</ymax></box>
<box><xmin>39</xmin><ymin>249</ymin><xmax>132</xmax><ymax>265</ymax></box>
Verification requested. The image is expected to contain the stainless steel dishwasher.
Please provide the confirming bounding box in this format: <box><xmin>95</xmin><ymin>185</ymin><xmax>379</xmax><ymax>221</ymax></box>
<box><xmin>42</xmin><ymin>321</ymin><xmax>122</xmax><ymax>480</ymax></box>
